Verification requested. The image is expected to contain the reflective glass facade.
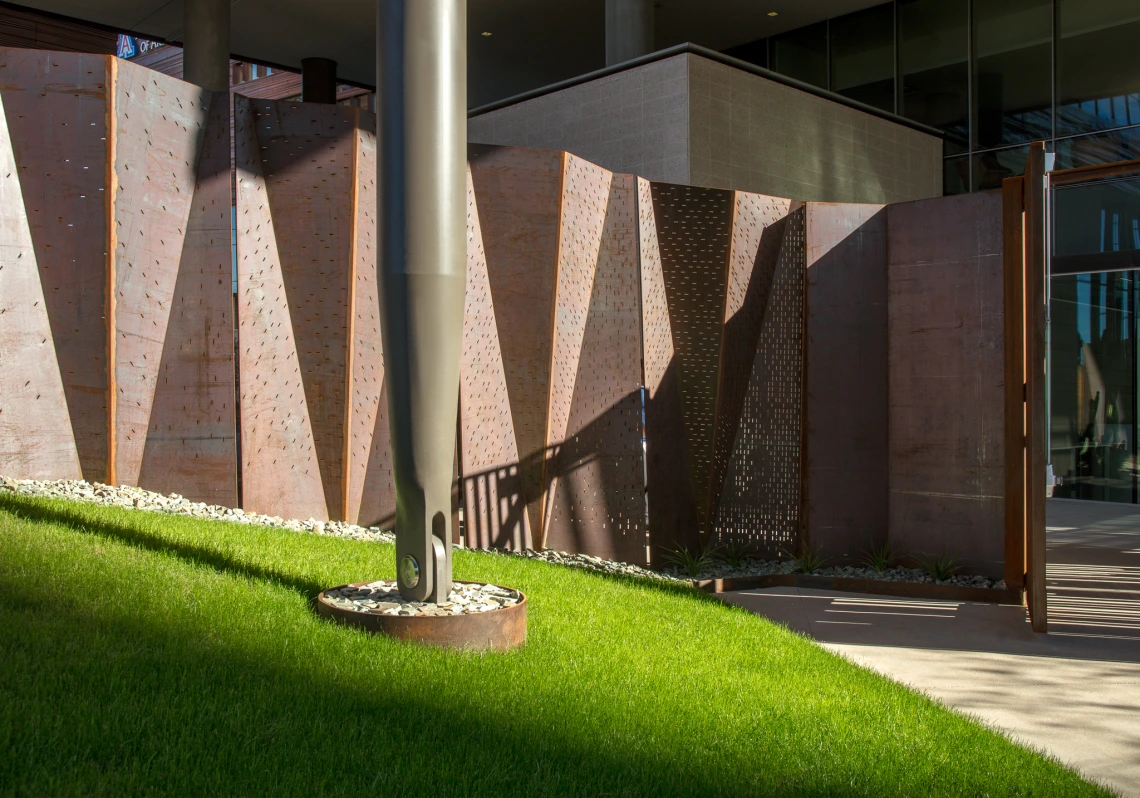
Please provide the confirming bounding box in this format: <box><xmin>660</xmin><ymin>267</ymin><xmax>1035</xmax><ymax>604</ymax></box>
<box><xmin>723</xmin><ymin>0</ymin><xmax>1140</xmax><ymax>193</ymax></box>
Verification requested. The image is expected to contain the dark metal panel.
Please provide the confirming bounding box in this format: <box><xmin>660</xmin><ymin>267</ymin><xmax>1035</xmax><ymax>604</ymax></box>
<box><xmin>234</xmin><ymin>93</ymin><xmax>328</xmax><ymax>520</ymax></box>
<box><xmin>112</xmin><ymin>61</ymin><xmax>210</xmax><ymax>488</ymax></box>
<box><xmin>138</xmin><ymin>86</ymin><xmax>237</xmax><ymax>507</ymax></box>
<box><xmin>649</xmin><ymin>181</ymin><xmax>733</xmax><ymax>542</ymax></box>
<box><xmin>467</xmin><ymin>144</ymin><xmax>563</xmax><ymax>541</ymax></box>
<box><xmin>544</xmin><ymin>169</ymin><xmax>647</xmax><ymax>565</ymax></box>
<box><xmin>0</xmin><ymin>48</ymin><xmax>109</xmax><ymax>482</ymax></box>
<box><xmin>713</xmin><ymin>204</ymin><xmax>806</xmax><ymax>558</ymax></box>
<box><xmin>886</xmin><ymin>190</ymin><xmax>1006</xmax><ymax>578</ymax></box>
<box><xmin>1002</xmin><ymin>176</ymin><xmax>1026</xmax><ymax>592</ymax></box>
<box><xmin>0</xmin><ymin>77</ymin><xmax>82</xmax><ymax>480</ymax></box>
<box><xmin>1024</xmin><ymin>143</ymin><xmax>1048</xmax><ymax>631</ymax></box>
<box><xmin>802</xmin><ymin>202</ymin><xmax>889</xmax><ymax>563</ymax></box>
<box><xmin>639</xmin><ymin>177</ymin><xmax>698</xmax><ymax>558</ymax></box>
<box><xmin>254</xmin><ymin>98</ymin><xmax>357</xmax><ymax>520</ymax></box>
<box><xmin>709</xmin><ymin>192</ymin><xmax>795</xmax><ymax>550</ymax></box>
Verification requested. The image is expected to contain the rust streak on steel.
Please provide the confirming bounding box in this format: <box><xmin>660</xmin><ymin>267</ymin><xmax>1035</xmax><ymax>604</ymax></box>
<box><xmin>1002</xmin><ymin>175</ymin><xmax>1027</xmax><ymax>592</ymax></box>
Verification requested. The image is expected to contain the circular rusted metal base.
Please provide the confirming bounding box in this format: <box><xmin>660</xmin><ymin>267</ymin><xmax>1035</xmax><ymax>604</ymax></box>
<box><xmin>314</xmin><ymin>581</ymin><xmax>527</xmax><ymax>650</ymax></box>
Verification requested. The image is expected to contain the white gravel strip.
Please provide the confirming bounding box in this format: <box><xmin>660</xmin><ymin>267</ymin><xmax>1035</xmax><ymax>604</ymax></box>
<box><xmin>322</xmin><ymin>580</ymin><xmax>521</xmax><ymax>617</ymax></box>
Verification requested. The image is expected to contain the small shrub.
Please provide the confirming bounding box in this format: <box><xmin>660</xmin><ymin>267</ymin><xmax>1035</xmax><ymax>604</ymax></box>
<box><xmin>664</xmin><ymin>545</ymin><xmax>718</xmax><ymax>578</ymax></box>
<box><xmin>715</xmin><ymin>540</ymin><xmax>756</xmax><ymax>569</ymax></box>
<box><xmin>861</xmin><ymin>541</ymin><xmax>894</xmax><ymax>573</ymax></box>
<box><xmin>784</xmin><ymin>545</ymin><xmax>826</xmax><ymax>574</ymax></box>
<box><xmin>915</xmin><ymin>550</ymin><xmax>961</xmax><ymax>581</ymax></box>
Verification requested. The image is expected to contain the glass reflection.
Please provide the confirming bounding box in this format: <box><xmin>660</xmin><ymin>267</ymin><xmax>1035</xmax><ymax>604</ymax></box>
<box><xmin>1057</xmin><ymin>0</ymin><xmax>1140</xmax><ymax>135</ymax></box>
<box><xmin>972</xmin><ymin>0</ymin><xmax>1052</xmax><ymax>148</ymax></box>
<box><xmin>830</xmin><ymin>3</ymin><xmax>894</xmax><ymax>112</ymax></box>
<box><xmin>899</xmin><ymin>0</ymin><xmax>969</xmax><ymax>154</ymax></box>
<box><xmin>1050</xmin><ymin>271</ymin><xmax>1136</xmax><ymax>503</ymax></box>
<box><xmin>771</xmin><ymin>22</ymin><xmax>828</xmax><ymax>89</ymax></box>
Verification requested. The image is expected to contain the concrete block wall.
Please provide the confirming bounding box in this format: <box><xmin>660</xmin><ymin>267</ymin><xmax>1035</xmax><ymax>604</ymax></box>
<box><xmin>469</xmin><ymin>53</ymin><xmax>944</xmax><ymax>205</ymax></box>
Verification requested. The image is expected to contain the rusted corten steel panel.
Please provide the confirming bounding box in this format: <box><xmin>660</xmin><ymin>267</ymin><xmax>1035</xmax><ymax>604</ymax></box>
<box><xmin>347</xmin><ymin>116</ymin><xmax>395</xmax><ymax>529</ymax></box>
<box><xmin>0</xmin><ymin>84</ymin><xmax>82</xmax><ymax>480</ymax></box>
<box><xmin>460</xmin><ymin>161</ymin><xmax>532</xmax><ymax>549</ymax></box>
<box><xmin>1002</xmin><ymin>176</ymin><xmax>1026</xmax><ymax>591</ymax></box>
<box><xmin>234</xmin><ymin>94</ymin><xmax>328</xmax><ymax>520</ymax></box>
<box><xmin>648</xmin><ymin>182</ymin><xmax>733</xmax><ymax>544</ymax></box>
<box><xmin>708</xmin><ymin>192</ymin><xmax>795</xmax><ymax>548</ymax></box>
<box><xmin>112</xmin><ymin>63</ymin><xmax>211</xmax><ymax>489</ymax></box>
<box><xmin>802</xmin><ymin>203</ymin><xmax>888</xmax><ymax>563</ymax></box>
<box><xmin>543</xmin><ymin>169</ymin><xmax>647</xmax><ymax>566</ymax></box>
<box><xmin>137</xmin><ymin>85</ymin><xmax>237</xmax><ymax>506</ymax></box>
<box><xmin>0</xmin><ymin>48</ymin><xmax>109</xmax><ymax>482</ymax></box>
<box><xmin>713</xmin><ymin>204</ymin><xmax>806</xmax><ymax>558</ymax></box>
<box><xmin>887</xmin><ymin>190</ymin><xmax>1006</xmax><ymax>578</ymax></box>
<box><xmin>467</xmin><ymin>144</ymin><xmax>564</xmax><ymax>542</ymax></box>
<box><xmin>253</xmin><ymin>99</ymin><xmax>357</xmax><ymax>520</ymax></box>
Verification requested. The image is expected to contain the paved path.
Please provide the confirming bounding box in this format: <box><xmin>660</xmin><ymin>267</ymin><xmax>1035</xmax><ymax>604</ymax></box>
<box><xmin>721</xmin><ymin>499</ymin><xmax>1140</xmax><ymax>797</ymax></box>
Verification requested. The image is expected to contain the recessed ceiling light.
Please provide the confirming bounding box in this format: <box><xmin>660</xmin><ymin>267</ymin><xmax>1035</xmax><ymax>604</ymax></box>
<box><xmin>767</xmin><ymin>11</ymin><xmax>778</xmax><ymax>16</ymax></box>
<box><xmin>481</xmin><ymin>31</ymin><xmax>492</xmax><ymax>36</ymax></box>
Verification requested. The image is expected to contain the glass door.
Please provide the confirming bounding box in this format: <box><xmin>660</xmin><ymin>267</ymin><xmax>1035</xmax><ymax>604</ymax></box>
<box><xmin>1050</xmin><ymin>177</ymin><xmax>1140</xmax><ymax>503</ymax></box>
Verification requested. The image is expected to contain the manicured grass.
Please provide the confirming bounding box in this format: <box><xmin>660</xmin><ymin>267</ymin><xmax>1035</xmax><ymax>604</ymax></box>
<box><xmin>0</xmin><ymin>494</ymin><xmax>1107</xmax><ymax>797</ymax></box>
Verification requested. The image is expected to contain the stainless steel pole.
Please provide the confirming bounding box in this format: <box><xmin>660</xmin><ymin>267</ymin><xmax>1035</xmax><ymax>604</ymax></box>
<box><xmin>377</xmin><ymin>0</ymin><xmax>466</xmax><ymax>603</ymax></box>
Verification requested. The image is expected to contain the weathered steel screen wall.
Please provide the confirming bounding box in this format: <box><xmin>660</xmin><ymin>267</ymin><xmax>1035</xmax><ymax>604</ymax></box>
<box><xmin>1</xmin><ymin>51</ymin><xmax>1015</xmax><ymax>577</ymax></box>
<box><xmin>0</xmin><ymin>49</ymin><xmax>236</xmax><ymax>505</ymax></box>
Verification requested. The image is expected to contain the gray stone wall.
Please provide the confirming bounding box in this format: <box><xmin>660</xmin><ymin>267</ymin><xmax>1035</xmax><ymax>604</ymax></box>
<box><xmin>467</xmin><ymin>56</ymin><xmax>690</xmax><ymax>186</ymax></box>
<box><xmin>468</xmin><ymin>53</ymin><xmax>943</xmax><ymax>203</ymax></box>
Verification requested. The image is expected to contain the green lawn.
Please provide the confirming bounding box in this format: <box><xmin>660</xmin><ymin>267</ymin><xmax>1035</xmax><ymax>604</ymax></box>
<box><xmin>0</xmin><ymin>494</ymin><xmax>1107</xmax><ymax>797</ymax></box>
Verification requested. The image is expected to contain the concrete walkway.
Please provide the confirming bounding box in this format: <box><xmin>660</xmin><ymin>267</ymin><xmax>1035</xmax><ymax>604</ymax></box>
<box><xmin>721</xmin><ymin>499</ymin><xmax>1140</xmax><ymax>797</ymax></box>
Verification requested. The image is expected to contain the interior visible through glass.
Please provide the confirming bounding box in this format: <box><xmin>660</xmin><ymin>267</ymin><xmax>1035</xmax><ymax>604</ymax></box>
<box><xmin>1051</xmin><ymin>177</ymin><xmax>1140</xmax><ymax>503</ymax></box>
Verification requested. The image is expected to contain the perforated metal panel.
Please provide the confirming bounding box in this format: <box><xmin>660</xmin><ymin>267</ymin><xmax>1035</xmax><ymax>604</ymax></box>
<box><xmin>0</xmin><ymin>71</ymin><xmax>82</xmax><ymax>480</ymax></box>
<box><xmin>713</xmin><ymin>205</ymin><xmax>806</xmax><ymax>556</ymax></box>
<box><xmin>460</xmin><ymin>160</ymin><xmax>532</xmax><ymax>550</ymax></box>
<box><xmin>234</xmin><ymin>94</ymin><xmax>328</xmax><ymax>520</ymax></box>
<box><xmin>255</xmin><ymin>100</ymin><xmax>357</xmax><ymax>519</ymax></box>
<box><xmin>0</xmin><ymin>48</ymin><xmax>109</xmax><ymax>482</ymax></box>
<box><xmin>543</xmin><ymin>168</ymin><xmax>647</xmax><ymax>565</ymax></box>
<box><xmin>136</xmin><ymin>79</ymin><xmax>237</xmax><ymax>506</ymax></box>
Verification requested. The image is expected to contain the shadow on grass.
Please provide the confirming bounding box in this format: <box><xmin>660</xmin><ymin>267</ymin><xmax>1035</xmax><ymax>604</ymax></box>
<box><xmin>0</xmin><ymin>493</ymin><xmax>329</xmax><ymax>600</ymax></box>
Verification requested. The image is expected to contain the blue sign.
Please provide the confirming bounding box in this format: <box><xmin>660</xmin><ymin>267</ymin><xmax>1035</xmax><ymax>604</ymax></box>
<box><xmin>116</xmin><ymin>35</ymin><xmax>137</xmax><ymax>59</ymax></box>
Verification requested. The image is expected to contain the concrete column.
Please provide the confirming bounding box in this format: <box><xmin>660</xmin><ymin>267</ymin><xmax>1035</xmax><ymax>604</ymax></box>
<box><xmin>301</xmin><ymin>57</ymin><xmax>338</xmax><ymax>104</ymax></box>
<box><xmin>605</xmin><ymin>0</ymin><xmax>654</xmax><ymax>66</ymax></box>
<box><xmin>377</xmin><ymin>0</ymin><xmax>466</xmax><ymax>603</ymax></box>
<box><xmin>183</xmin><ymin>0</ymin><xmax>230</xmax><ymax>92</ymax></box>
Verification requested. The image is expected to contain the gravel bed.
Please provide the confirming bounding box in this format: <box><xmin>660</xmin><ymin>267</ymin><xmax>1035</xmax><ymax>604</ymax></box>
<box><xmin>0</xmin><ymin>476</ymin><xmax>394</xmax><ymax>544</ymax></box>
<box><xmin>1</xmin><ymin>477</ymin><xmax>1006</xmax><ymax>591</ymax></box>
<box><xmin>321</xmin><ymin>580</ymin><xmax>521</xmax><ymax>617</ymax></box>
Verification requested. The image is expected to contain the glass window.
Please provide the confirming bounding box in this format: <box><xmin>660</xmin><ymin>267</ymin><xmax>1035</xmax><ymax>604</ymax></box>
<box><xmin>723</xmin><ymin>38</ymin><xmax>768</xmax><ymax>70</ymax></box>
<box><xmin>771</xmin><ymin>22</ymin><xmax>827</xmax><ymax>89</ymax></box>
<box><xmin>972</xmin><ymin>0</ymin><xmax>1052</xmax><ymax>149</ymax></box>
<box><xmin>1050</xmin><ymin>270</ymin><xmax>1137</xmax><ymax>503</ymax></box>
<box><xmin>830</xmin><ymin>3</ymin><xmax>894</xmax><ymax>112</ymax></box>
<box><xmin>944</xmin><ymin>155</ymin><xmax>970</xmax><ymax>195</ymax></box>
<box><xmin>1054</xmin><ymin>178</ymin><xmax>1140</xmax><ymax>273</ymax></box>
<box><xmin>899</xmin><ymin>0</ymin><xmax>969</xmax><ymax>154</ymax></box>
<box><xmin>1055</xmin><ymin>126</ymin><xmax>1140</xmax><ymax>170</ymax></box>
<box><xmin>1058</xmin><ymin>0</ymin><xmax>1140</xmax><ymax>135</ymax></box>
<box><xmin>971</xmin><ymin>144</ymin><xmax>1030</xmax><ymax>191</ymax></box>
